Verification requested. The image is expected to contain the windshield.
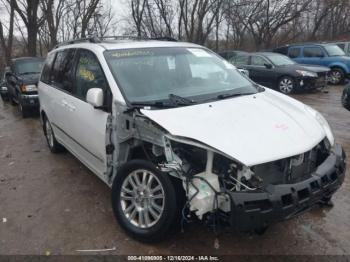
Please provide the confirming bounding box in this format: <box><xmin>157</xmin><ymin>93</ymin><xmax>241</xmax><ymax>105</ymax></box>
<box><xmin>104</xmin><ymin>47</ymin><xmax>257</xmax><ymax>104</ymax></box>
<box><xmin>266</xmin><ymin>54</ymin><xmax>295</xmax><ymax>66</ymax></box>
<box><xmin>324</xmin><ymin>45</ymin><xmax>345</xmax><ymax>56</ymax></box>
<box><xmin>14</xmin><ymin>60</ymin><xmax>43</xmax><ymax>75</ymax></box>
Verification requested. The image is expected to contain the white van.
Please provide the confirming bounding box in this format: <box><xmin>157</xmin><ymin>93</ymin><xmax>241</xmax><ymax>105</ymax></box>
<box><xmin>38</xmin><ymin>37</ymin><xmax>346</xmax><ymax>242</ymax></box>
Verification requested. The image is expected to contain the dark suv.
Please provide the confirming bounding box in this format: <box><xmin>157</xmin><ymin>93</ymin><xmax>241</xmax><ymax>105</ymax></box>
<box><xmin>6</xmin><ymin>57</ymin><xmax>44</xmax><ymax>117</ymax></box>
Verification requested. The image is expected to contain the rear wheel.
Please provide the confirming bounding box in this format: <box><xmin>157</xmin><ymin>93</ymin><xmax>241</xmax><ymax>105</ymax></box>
<box><xmin>112</xmin><ymin>160</ymin><xmax>180</xmax><ymax>243</ymax></box>
<box><xmin>329</xmin><ymin>68</ymin><xmax>345</xmax><ymax>85</ymax></box>
<box><xmin>43</xmin><ymin>116</ymin><xmax>63</xmax><ymax>153</ymax></box>
<box><xmin>278</xmin><ymin>76</ymin><xmax>295</xmax><ymax>94</ymax></box>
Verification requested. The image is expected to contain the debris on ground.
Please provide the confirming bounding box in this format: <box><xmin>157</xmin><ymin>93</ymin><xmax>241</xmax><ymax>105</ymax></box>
<box><xmin>2</xmin><ymin>218</ymin><xmax>7</xmax><ymax>223</ymax></box>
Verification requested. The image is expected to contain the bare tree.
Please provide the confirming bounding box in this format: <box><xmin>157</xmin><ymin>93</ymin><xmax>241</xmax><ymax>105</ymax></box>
<box><xmin>0</xmin><ymin>0</ymin><xmax>15</xmax><ymax>63</ymax></box>
<box><xmin>9</xmin><ymin>0</ymin><xmax>46</xmax><ymax>56</ymax></box>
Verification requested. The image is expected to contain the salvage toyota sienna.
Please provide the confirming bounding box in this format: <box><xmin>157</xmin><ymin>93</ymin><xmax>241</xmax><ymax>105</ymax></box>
<box><xmin>38</xmin><ymin>37</ymin><xmax>346</xmax><ymax>242</ymax></box>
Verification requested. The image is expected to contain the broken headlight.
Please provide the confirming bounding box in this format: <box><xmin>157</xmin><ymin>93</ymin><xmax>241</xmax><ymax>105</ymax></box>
<box><xmin>213</xmin><ymin>154</ymin><xmax>261</xmax><ymax>191</ymax></box>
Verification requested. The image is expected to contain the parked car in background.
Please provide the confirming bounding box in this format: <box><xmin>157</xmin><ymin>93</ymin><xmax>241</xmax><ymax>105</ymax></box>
<box><xmin>38</xmin><ymin>37</ymin><xmax>346</xmax><ymax>242</ymax></box>
<box><xmin>332</xmin><ymin>41</ymin><xmax>350</xmax><ymax>56</ymax></box>
<box><xmin>229</xmin><ymin>52</ymin><xmax>329</xmax><ymax>94</ymax></box>
<box><xmin>6</xmin><ymin>57</ymin><xmax>44</xmax><ymax>117</ymax></box>
<box><xmin>274</xmin><ymin>43</ymin><xmax>350</xmax><ymax>85</ymax></box>
<box><xmin>218</xmin><ymin>50</ymin><xmax>247</xmax><ymax>60</ymax></box>
<box><xmin>0</xmin><ymin>67</ymin><xmax>10</xmax><ymax>102</ymax></box>
<box><xmin>342</xmin><ymin>84</ymin><xmax>350</xmax><ymax>110</ymax></box>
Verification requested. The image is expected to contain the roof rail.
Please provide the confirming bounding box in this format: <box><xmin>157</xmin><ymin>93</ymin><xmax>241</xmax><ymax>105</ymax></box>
<box><xmin>54</xmin><ymin>35</ymin><xmax>178</xmax><ymax>48</ymax></box>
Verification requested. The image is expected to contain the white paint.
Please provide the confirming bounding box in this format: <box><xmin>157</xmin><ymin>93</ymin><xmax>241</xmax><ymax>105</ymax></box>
<box><xmin>142</xmin><ymin>88</ymin><xmax>331</xmax><ymax>167</ymax></box>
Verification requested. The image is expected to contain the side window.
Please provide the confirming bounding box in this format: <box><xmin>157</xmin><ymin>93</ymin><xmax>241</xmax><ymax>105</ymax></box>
<box><xmin>251</xmin><ymin>56</ymin><xmax>268</xmax><ymax>66</ymax></box>
<box><xmin>41</xmin><ymin>52</ymin><xmax>56</xmax><ymax>84</ymax></box>
<box><xmin>303</xmin><ymin>47</ymin><xmax>324</xmax><ymax>58</ymax></box>
<box><xmin>288</xmin><ymin>48</ymin><xmax>301</xmax><ymax>58</ymax></box>
<box><xmin>74</xmin><ymin>50</ymin><xmax>107</xmax><ymax>101</ymax></box>
<box><xmin>230</xmin><ymin>55</ymin><xmax>249</xmax><ymax>66</ymax></box>
<box><xmin>51</xmin><ymin>49</ymin><xmax>76</xmax><ymax>92</ymax></box>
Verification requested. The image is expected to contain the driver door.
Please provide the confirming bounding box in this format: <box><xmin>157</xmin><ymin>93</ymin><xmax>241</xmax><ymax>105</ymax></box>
<box><xmin>63</xmin><ymin>49</ymin><xmax>111</xmax><ymax>177</ymax></box>
<box><xmin>246</xmin><ymin>55</ymin><xmax>275</xmax><ymax>88</ymax></box>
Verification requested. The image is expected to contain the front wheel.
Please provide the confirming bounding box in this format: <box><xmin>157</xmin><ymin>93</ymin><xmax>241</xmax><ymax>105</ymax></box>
<box><xmin>329</xmin><ymin>68</ymin><xmax>345</xmax><ymax>85</ymax></box>
<box><xmin>19</xmin><ymin>102</ymin><xmax>29</xmax><ymax>118</ymax></box>
<box><xmin>112</xmin><ymin>160</ymin><xmax>180</xmax><ymax>243</ymax></box>
<box><xmin>278</xmin><ymin>76</ymin><xmax>295</xmax><ymax>94</ymax></box>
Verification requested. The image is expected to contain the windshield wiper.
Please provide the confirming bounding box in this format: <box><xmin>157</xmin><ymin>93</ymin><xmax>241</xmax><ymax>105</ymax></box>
<box><xmin>216</xmin><ymin>92</ymin><xmax>256</xmax><ymax>100</ymax></box>
<box><xmin>168</xmin><ymin>94</ymin><xmax>196</xmax><ymax>106</ymax></box>
<box><xmin>20</xmin><ymin>72</ymin><xmax>40</xmax><ymax>75</ymax></box>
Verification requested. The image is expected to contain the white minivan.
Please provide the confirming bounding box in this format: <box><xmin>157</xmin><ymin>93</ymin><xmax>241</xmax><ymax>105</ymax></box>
<box><xmin>38</xmin><ymin>37</ymin><xmax>346</xmax><ymax>242</ymax></box>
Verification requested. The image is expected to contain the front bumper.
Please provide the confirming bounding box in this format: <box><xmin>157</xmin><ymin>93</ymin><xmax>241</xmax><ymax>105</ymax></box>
<box><xmin>20</xmin><ymin>93</ymin><xmax>39</xmax><ymax>108</ymax></box>
<box><xmin>228</xmin><ymin>143</ymin><xmax>346</xmax><ymax>232</ymax></box>
<box><xmin>296</xmin><ymin>75</ymin><xmax>327</xmax><ymax>90</ymax></box>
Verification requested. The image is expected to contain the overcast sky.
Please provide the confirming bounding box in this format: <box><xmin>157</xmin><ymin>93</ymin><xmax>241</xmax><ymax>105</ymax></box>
<box><xmin>0</xmin><ymin>0</ymin><xmax>130</xmax><ymax>35</ymax></box>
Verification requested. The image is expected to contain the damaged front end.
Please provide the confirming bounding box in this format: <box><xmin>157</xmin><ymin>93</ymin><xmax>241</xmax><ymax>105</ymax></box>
<box><xmin>159</xmin><ymin>136</ymin><xmax>346</xmax><ymax>233</ymax></box>
<box><xmin>112</xmin><ymin>107</ymin><xmax>346</xmax><ymax>234</ymax></box>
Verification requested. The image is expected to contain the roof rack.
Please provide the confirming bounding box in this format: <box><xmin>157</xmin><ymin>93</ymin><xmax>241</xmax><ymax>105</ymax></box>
<box><xmin>54</xmin><ymin>35</ymin><xmax>178</xmax><ymax>48</ymax></box>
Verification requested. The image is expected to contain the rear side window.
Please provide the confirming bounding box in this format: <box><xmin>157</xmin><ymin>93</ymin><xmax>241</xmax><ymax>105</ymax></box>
<box><xmin>336</xmin><ymin>43</ymin><xmax>345</xmax><ymax>51</ymax></box>
<box><xmin>303</xmin><ymin>47</ymin><xmax>324</xmax><ymax>58</ymax></box>
<box><xmin>51</xmin><ymin>49</ymin><xmax>76</xmax><ymax>92</ymax></box>
<box><xmin>288</xmin><ymin>48</ymin><xmax>301</xmax><ymax>58</ymax></box>
<box><xmin>41</xmin><ymin>53</ymin><xmax>56</xmax><ymax>84</ymax></box>
<box><xmin>74</xmin><ymin>50</ymin><xmax>108</xmax><ymax>101</ymax></box>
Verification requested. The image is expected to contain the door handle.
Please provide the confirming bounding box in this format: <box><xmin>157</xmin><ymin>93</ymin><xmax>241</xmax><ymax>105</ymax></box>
<box><xmin>67</xmin><ymin>103</ymin><xmax>76</xmax><ymax>112</ymax></box>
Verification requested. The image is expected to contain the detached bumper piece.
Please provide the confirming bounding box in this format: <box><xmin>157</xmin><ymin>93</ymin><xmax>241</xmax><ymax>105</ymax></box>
<box><xmin>228</xmin><ymin>144</ymin><xmax>346</xmax><ymax>232</ymax></box>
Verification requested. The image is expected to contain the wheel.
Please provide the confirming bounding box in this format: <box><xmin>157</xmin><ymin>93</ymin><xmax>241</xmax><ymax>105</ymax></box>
<box><xmin>278</xmin><ymin>76</ymin><xmax>295</xmax><ymax>94</ymax></box>
<box><xmin>329</xmin><ymin>68</ymin><xmax>345</xmax><ymax>85</ymax></box>
<box><xmin>19</xmin><ymin>102</ymin><xmax>29</xmax><ymax>118</ymax></box>
<box><xmin>43</xmin><ymin>116</ymin><xmax>64</xmax><ymax>153</ymax></box>
<box><xmin>9</xmin><ymin>93</ymin><xmax>16</xmax><ymax>106</ymax></box>
<box><xmin>112</xmin><ymin>160</ymin><xmax>180</xmax><ymax>243</ymax></box>
<box><xmin>1</xmin><ymin>94</ymin><xmax>9</xmax><ymax>102</ymax></box>
<box><xmin>342</xmin><ymin>88</ymin><xmax>350</xmax><ymax>110</ymax></box>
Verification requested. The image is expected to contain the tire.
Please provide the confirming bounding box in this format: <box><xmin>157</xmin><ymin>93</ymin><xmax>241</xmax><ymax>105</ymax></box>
<box><xmin>19</xmin><ymin>102</ymin><xmax>29</xmax><ymax>118</ymax></box>
<box><xmin>112</xmin><ymin>160</ymin><xmax>180</xmax><ymax>243</ymax></box>
<box><xmin>342</xmin><ymin>88</ymin><xmax>350</xmax><ymax>110</ymax></box>
<box><xmin>1</xmin><ymin>94</ymin><xmax>9</xmax><ymax>102</ymax></box>
<box><xmin>329</xmin><ymin>68</ymin><xmax>345</xmax><ymax>85</ymax></box>
<box><xmin>9</xmin><ymin>93</ymin><xmax>16</xmax><ymax>106</ymax></box>
<box><xmin>278</xmin><ymin>76</ymin><xmax>295</xmax><ymax>94</ymax></box>
<box><xmin>43</xmin><ymin>116</ymin><xmax>64</xmax><ymax>153</ymax></box>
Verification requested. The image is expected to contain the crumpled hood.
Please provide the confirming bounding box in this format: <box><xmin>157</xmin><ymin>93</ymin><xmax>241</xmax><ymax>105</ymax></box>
<box><xmin>141</xmin><ymin>89</ymin><xmax>326</xmax><ymax>166</ymax></box>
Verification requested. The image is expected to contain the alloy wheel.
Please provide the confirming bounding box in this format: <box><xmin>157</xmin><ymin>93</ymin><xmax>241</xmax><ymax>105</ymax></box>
<box><xmin>329</xmin><ymin>70</ymin><xmax>342</xmax><ymax>85</ymax></box>
<box><xmin>279</xmin><ymin>78</ymin><xmax>294</xmax><ymax>94</ymax></box>
<box><xmin>120</xmin><ymin>169</ymin><xmax>165</xmax><ymax>229</ymax></box>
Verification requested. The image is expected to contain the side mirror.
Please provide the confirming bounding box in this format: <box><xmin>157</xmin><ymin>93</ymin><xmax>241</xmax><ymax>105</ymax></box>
<box><xmin>86</xmin><ymin>88</ymin><xmax>104</xmax><ymax>108</ymax></box>
<box><xmin>264</xmin><ymin>63</ymin><xmax>273</xmax><ymax>69</ymax></box>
